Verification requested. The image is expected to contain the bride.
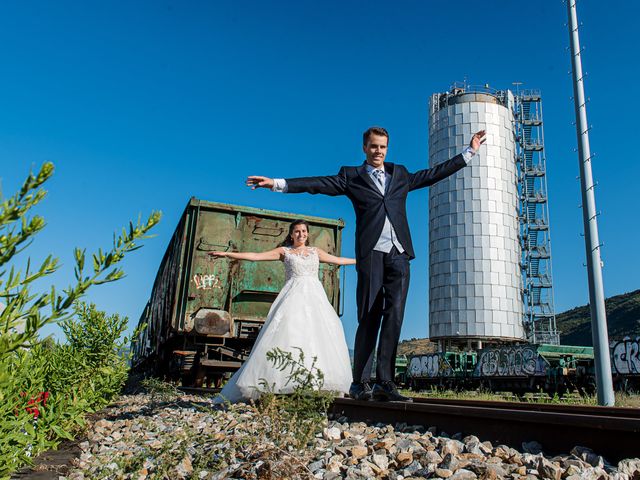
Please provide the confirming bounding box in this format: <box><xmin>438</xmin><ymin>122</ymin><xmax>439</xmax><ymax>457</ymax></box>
<box><xmin>210</xmin><ymin>219</ymin><xmax>355</xmax><ymax>403</ymax></box>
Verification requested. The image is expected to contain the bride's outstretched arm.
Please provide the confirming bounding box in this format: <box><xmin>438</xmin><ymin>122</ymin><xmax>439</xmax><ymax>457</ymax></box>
<box><xmin>316</xmin><ymin>248</ymin><xmax>356</xmax><ymax>266</ymax></box>
<box><xmin>209</xmin><ymin>248</ymin><xmax>283</xmax><ymax>262</ymax></box>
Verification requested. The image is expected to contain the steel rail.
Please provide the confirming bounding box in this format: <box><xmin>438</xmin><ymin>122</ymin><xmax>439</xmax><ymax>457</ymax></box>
<box><xmin>177</xmin><ymin>386</ymin><xmax>221</xmax><ymax>395</ymax></box>
<box><xmin>411</xmin><ymin>397</ymin><xmax>640</xmax><ymax>418</ymax></box>
<box><xmin>330</xmin><ymin>397</ymin><xmax>640</xmax><ymax>462</ymax></box>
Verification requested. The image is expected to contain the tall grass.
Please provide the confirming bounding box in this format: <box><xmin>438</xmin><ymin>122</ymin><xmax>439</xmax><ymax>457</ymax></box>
<box><xmin>404</xmin><ymin>387</ymin><xmax>639</xmax><ymax>407</ymax></box>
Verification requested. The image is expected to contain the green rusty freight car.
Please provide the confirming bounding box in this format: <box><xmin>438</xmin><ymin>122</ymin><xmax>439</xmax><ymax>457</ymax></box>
<box><xmin>132</xmin><ymin>198</ymin><xmax>345</xmax><ymax>386</ymax></box>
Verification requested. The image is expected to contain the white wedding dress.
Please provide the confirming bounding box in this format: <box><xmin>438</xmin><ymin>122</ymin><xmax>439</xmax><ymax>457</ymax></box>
<box><xmin>214</xmin><ymin>247</ymin><xmax>352</xmax><ymax>403</ymax></box>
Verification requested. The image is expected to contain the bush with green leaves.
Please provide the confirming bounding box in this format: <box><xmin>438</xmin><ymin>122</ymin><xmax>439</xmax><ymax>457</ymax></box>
<box><xmin>0</xmin><ymin>163</ymin><xmax>160</xmax><ymax>477</ymax></box>
<box><xmin>45</xmin><ymin>302</ymin><xmax>135</xmax><ymax>410</ymax></box>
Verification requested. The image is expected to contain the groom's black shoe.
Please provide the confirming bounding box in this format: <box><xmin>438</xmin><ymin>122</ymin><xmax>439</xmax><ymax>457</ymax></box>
<box><xmin>372</xmin><ymin>381</ymin><xmax>412</xmax><ymax>402</ymax></box>
<box><xmin>349</xmin><ymin>382</ymin><xmax>373</xmax><ymax>401</ymax></box>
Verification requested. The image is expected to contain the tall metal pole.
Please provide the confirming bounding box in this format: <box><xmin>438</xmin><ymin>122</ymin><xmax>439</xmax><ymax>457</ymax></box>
<box><xmin>566</xmin><ymin>0</ymin><xmax>614</xmax><ymax>406</ymax></box>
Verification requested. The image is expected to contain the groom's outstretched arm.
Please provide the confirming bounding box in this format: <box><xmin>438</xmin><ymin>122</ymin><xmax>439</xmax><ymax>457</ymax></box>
<box><xmin>408</xmin><ymin>130</ymin><xmax>486</xmax><ymax>191</ymax></box>
<box><xmin>247</xmin><ymin>168</ymin><xmax>348</xmax><ymax>197</ymax></box>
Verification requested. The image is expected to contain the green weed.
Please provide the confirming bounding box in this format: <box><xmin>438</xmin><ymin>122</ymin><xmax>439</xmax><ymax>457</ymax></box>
<box><xmin>256</xmin><ymin>347</ymin><xmax>335</xmax><ymax>451</ymax></box>
<box><xmin>140</xmin><ymin>377</ymin><xmax>180</xmax><ymax>403</ymax></box>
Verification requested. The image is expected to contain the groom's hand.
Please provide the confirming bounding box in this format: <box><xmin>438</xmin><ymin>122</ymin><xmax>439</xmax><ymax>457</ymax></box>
<box><xmin>246</xmin><ymin>176</ymin><xmax>275</xmax><ymax>190</ymax></box>
<box><xmin>470</xmin><ymin>130</ymin><xmax>487</xmax><ymax>151</ymax></box>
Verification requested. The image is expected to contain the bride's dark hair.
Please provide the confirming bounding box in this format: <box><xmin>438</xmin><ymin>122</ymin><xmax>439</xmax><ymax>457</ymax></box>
<box><xmin>280</xmin><ymin>219</ymin><xmax>310</xmax><ymax>247</ymax></box>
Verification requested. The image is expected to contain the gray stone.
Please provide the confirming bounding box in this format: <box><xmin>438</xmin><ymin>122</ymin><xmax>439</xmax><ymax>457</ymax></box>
<box><xmin>308</xmin><ymin>460</ymin><xmax>324</xmax><ymax>473</ymax></box>
<box><xmin>404</xmin><ymin>460</ymin><xmax>425</xmax><ymax>476</ymax></box>
<box><xmin>464</xmin><ymin>440</ymin><xmax>483</xmax><ymax>455</ymax></box>
<box><xmin>442</xmin><ymin>439</ymin><xmax>465</xmax><ymax>456</ymax></box>
<box><xmin>440</xmin><ymin>453</ymin><xmax>461</xmax><ymax>472</ymax></box>
<box><xmin>571</xmin><ymin>446</ymin><xmax>594</xmax><ymax>457</ymax></box>
<box><xmin>424</xmin><ymin>450</ymin><xmax>444</xmax><ymax>465</ymax></box>
<box><xmin>493</xmin><ymin>445</ymin><xmax>511</xmax><ymax>461</ymax></box>
<box><xmin>397</xmin><ymin>437</ymin><xmax>417</xmax><ymax>451</ymax></box>
<box><xmin>618</xmin><ymin>458</ymin><xmax>640</xmax><ymax>479</ymax></box>
<box><xmin>579</xmin><ymin>466</ymin><xmax>609</xmax><ymax>480</ymax></box>
<box><xmin>564</xmin><ymin>464</ymin><xmax>583</xmax><ymax>477</ymax></box>
<box><xmin>358</xmin><ymin>462</ymin><xmax>376</xmax><ymax>478</ymax></box>
<box><xmin>323</xmin><ymin>426</ymin><xmax>341</xmax><ymax>441</ymax></box>
<box><xmin>485</xmin><ymin>463</ymin><xmax>508</xmax><ymax>480</ymax></box>
<box><xmin>562</xmin><ymin>457</ymin><xmax>590</xmax><ymax>470</ymax></box>
<box><xmin>609</xmin><ymin>473</ymin><xmax>631</xmax><ymax>480</ymax></box>
<box><xmin>521</xmin><ymin>453</ymin><xmax>541</xmax><ymax>469</ymax></box>
<box><xmin>481</xmin><ymin>441</ymin><xmax>494</xmax><ymax>452</ymax></box>
<box><xmin>449</xmin><ymin>468</ymin><xmax>478</xmax><ymax>480</ymax></box>
<box><xmin>463</xmin><ymin>435</ymin><xmax>481</xmax><ymax>445</ymax></box>
<box><xmin>537</xmin><ymin>456</ymin><xmax>562</xmax><ymax>480</ymax></box>
<box><xmin>323</xmin><ymin>473</ymin><xmax>342</xmax><ymax>480</ymax></box>
<box><xmin>345</xmin><ymin>466</ymin><xmax>368</xmax><ymax>480</ymax></box>
<box><xmin>522</xmin><ymin>441</ymin><xmax>543</xmax><ymax>455</ymax></box>
<box><xmin>334</xmin><ymin>446</ymin><xmax>349</xmax><ymax>457</ymax></box>
<box><xmin>586</xmin><ymin>454</ymin><xmax>606</xmax><ymax>469</ymax></box>
<box><xmin>372</xmin><ymin>453</ymin><xmax>389</xmax><ymax>471</ymax></box>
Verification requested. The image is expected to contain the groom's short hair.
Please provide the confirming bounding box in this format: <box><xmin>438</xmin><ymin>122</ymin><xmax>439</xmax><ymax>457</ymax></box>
<box><xmin>363</xmin><ymin>126</ymin><xmax>389</xmax><ymax>145</ymax></box>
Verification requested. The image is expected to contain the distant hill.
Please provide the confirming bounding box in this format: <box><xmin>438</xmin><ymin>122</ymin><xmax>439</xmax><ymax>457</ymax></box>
<box><xmin>557</xmin><ymin>289</ymin><xmax>640</xmax><ymax>346</ymax></box>
<box><xmin>395</xmin><ymin>290</ymin><xmax>640</xmax><ymax>351</ymax></box>
<box><xmin>397</xmin><ymin>337</ymin><xmax>437</xmax><ymax>356</ymax></box>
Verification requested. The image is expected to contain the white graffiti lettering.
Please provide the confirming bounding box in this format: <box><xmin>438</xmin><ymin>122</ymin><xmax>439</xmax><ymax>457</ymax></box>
<box><xmin>611</xmin><ymin>337</ymin><xmax>640</xmax><ymax>375</ymax></box>
<box><xmin>193</xmin><ymin>273</ymin><xmax>222</xmax><ymax>290</ymax></box>
<box><xmin>475</xmin><ymin>345</ymin><xmax>541</xmax><ymax>377</ymax></box>
<box><xmin>408</xmin><ymin>354</ymin><xmax>452</xmax><ymax>378</ymax></box>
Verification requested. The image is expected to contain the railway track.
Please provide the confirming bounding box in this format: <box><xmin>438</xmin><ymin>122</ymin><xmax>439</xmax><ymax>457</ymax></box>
<box><xmin>176</xmin><ymin>386</ymin><xmax>639</xmax><ymax>461</ymax></box>
<box><xmin>177</xmin><ymin>386</ymin><xmax>221</xmax><ymax>396</ymax></box>
<box><xmin>330</xmin><ymin>397</ymin><xmax>640</xmax><ymax>463</ymax></box>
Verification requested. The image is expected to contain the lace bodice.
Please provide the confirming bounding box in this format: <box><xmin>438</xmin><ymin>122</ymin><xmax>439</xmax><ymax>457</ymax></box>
<box><xmin>283</xmin><ymin>247</ymin><xmax>319</xmax><ymax>281</ymax></box>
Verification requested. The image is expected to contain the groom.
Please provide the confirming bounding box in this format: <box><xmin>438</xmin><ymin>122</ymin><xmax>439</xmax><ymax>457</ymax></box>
<box><xmin>247</xmin><ymin>127</ymin><xmax>485</xmax><ymax>401</ymax></box>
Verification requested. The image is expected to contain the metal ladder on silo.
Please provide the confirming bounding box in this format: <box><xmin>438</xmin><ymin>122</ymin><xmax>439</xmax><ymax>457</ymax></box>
<box><xmin>515</xmin><ymin>91</ymin><xmax>560</xmax><ymax>345</ymax></box>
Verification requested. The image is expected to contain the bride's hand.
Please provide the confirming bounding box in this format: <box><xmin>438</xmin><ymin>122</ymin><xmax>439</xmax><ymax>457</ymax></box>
<box><xmin>209</xmin><ymin>251</ymin><xmax>227</xmax><ymax>258</ymax></box>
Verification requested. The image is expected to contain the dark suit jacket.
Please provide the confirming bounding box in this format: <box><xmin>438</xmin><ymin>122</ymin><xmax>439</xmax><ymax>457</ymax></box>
<box><xmin>286</xmin><ymin>154</ymin><xmax>467</xmax><ymax>261</ymax></box>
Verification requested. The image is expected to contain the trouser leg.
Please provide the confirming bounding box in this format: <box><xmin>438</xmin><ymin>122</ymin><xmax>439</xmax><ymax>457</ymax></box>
<box><xmin>376</xmin><ymin>247</ymin><xmax>410</xmax><ymax>383</ymax></box>
<box><xmin>353</xmin><ymin>251</ymin><xmax>384</xmax><ymax>383</ymax></box>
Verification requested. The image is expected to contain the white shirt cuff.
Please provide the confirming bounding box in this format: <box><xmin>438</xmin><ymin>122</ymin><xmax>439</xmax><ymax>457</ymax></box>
<box><xmin>461</xmin><ymin>146</ymin><xmax>476</xmax><ymax>165</ymax></box>
<box><xmin>272</xmin><ymin>178</ymin><xmax>288</xmax><ymax>192</ymax></box>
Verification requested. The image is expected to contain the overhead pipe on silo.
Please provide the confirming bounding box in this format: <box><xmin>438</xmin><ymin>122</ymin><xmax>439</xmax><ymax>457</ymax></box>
<box><xmin>566</xmin><ymin>0</ymin><xmax>614</xmax><ymax>406</ymax></box>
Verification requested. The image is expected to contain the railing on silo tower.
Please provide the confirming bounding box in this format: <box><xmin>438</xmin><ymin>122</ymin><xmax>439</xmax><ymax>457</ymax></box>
<box><xmin>514</xmin><ymin>90</ymin><xmax>559</xmax><ymax>346</ymax></box>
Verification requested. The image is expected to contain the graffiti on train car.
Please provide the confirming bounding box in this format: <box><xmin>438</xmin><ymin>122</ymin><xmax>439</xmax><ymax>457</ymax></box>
<box><xmin>611</xmin><ymin>337</ymin><xmax>640</xmax><ymax>375</ymax></box>
<box><xmin>474</xmin><ymin>345</ymin><xmax>546</xmax><ymax>377</ymax></box>
<box><xmin>408</xmin><ymin>353</ymin><xmax>453</xmax><ymax>378</ymax></box>
<box><xmin>193</xmin><ymin>273</ymin><xmax>222</xmax><ymax>290</ymax></box>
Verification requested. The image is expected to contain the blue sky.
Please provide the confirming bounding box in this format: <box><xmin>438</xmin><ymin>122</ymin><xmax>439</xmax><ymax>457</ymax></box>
<box><xmin>1</xmin><ymin>1</ymin><xmax>638</xmax><ymax>347</ymax></box>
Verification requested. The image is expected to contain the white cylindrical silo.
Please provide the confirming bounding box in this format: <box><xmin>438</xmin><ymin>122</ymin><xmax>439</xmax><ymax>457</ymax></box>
<box><xmin>428</xmin><ymin>88</ymin><xmax>525</xmax><ymax>344</ymax></box>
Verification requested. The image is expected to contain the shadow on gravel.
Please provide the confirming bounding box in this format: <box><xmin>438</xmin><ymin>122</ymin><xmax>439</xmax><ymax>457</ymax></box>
<box><xmin>10</xmin><ymin>396</ymin><xmax>214</xmax><ymax>480</ymax></box>
<box><xmin>11</xmin><ymin>440</ymin><xmax>83</xmax><ymax>480</ymax></box>
<box><xmin>101</xmin><ymin>398</ymin><xmax>215</xmax><ymax>422</ymax></box>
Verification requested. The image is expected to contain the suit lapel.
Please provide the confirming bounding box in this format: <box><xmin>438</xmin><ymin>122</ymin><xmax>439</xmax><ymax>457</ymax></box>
<box><xmin>384</xmin><ymin>163</ymin><xmax>395</xmax><ymax>194</ymax></box>
<box><xmin>357</xmin><ymin>163</ymin><xmax>383</xmax><ymax>196</ymax></box>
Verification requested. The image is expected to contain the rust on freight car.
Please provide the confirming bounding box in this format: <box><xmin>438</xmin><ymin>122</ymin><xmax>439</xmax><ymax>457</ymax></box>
<box><xmin>131</xmin><ymin>198</ymin><xmax>345</xmax><ymax>387</ymax></box>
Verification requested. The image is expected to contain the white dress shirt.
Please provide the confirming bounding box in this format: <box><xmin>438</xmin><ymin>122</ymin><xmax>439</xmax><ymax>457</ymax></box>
<box><xmin>365</xmin><ymin>163</ymin><xmax>405</xmax><ymax>253</ymax></box>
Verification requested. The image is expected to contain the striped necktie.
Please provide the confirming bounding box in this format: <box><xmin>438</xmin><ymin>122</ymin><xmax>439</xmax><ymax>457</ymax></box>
<box><xmin>372</xmin><ymin>169</ymin><xmax>385</xmax><ymax>190</ymax></box>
